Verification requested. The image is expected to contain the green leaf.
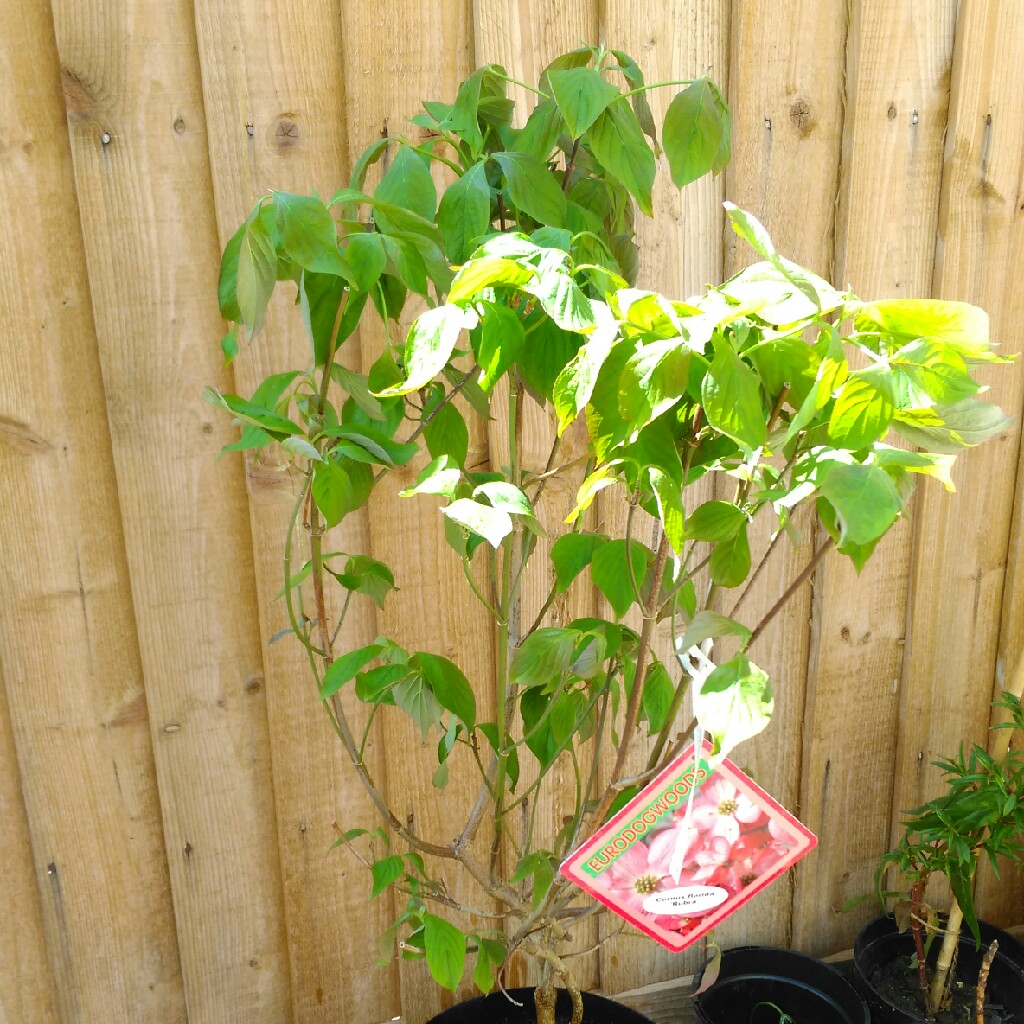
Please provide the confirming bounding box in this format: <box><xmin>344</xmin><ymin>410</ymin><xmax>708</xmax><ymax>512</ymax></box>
<box><xmin>423</xmin><ymin>914</ymin><xmax>466</xmax><ymax>992</ymax></box>
<box><xmin>203</xmin><ymin>388</ymin><xmax>303</xmax><ymax>438</ymax></box>
<box><xmin>642</xmin><ymin>661</ymin><xmax>674</xmax><ymax>732</ymax></box>
<box><xmin>220</xmin><ymin>326</ymin><xmax>238</xmax><ymax>364</ymax></box>
<box><xmin>648</xmin><ymin>467</ymin><xmax>685</xmax><ymax>554</ymax></box>
<box><xmin>374</xmin><ymin>145</ymin><xmax>437</xmax><ymax>220</ymax></box>
<box><xmin>415</xmin><ymin>653</ymin><xmax>476</xmax><ymax>729</ymax></box>
<box><xmin>618</xmin><ymin>339</ymin><xmax>692</xmax><ymax>431</ymax></box>
<box><xmin>522</xmin><ymin>270</ymin><xmax>596</xmax><ymax>332</ymax></box>
<box><xmin>218</xmin><ymin>222</ymin><xmax>244</xmax><ymax>321</ymax></box>
<box><xmin>472</xmin><ymin>943</ymin><xmax>495</xmax><ymax>994</ymax></box>
<box><xmin>818</xmin><ymin>462</ymin><xmax>901</xmax><ymax>546</ymax></box>
<box><xmin>663</xmin><ymin>77</ymin><xmax>731</xmax><ymax>188</ymax></box>
<box><xmin>236</xmin><ymin>207</ymin><xmax>277</xmax><ymax>332</ymax></box>
<box><xmin>380</xmin><ymin>233</ymin><xmax>428</xmax><ymax>297</ymax></box>
<box><xmin>854</xmin><ymin>298</ymin><xmax>991</xmax><ymax>359</ymax></box>
<box><xmin>553</xmin><ymin>317</ymin><xmax>617</xmax><ymax>433</ymax></box>
<box><xmin>474</xmin><ymin>481</ymin><xmax>533</xmax><ymax>517</ymax></box>
<box><xmin>565</xmin><ymin>464</ymin><xmax>618</xmax><ymax>524</ymax></box>
<box><xmin>509</xmin><ymin>99</ymin><xmax>564</xmax><ymax>161</ymax></box>
<box><xmin>442</xmin><ymin>498</ymin><xmax>513</xmax><ymax>548</ymax></box>
<box><xmin>311</xmin><ymin>459</ymin><xmax>374</xmax><ymax>528</ymax></box>
<box><xmin>828</xmin><ymin>374</ymin><xmax>894</xmax><ymax>449</ymax></box>
<box><xmin>330</xmin><ymin>555</ymin><xmax>396</xmax><ymax>607</ymax></box>
<box><xmin>401</xmin><ymin>456</ymin><xmax>462</xmax><ymax>499</ymax></box>
<box><xmin>871</xmin><ymin>446</ymin><xmax>956</xmax><ymax>492</ymax></box>
<box><xmin>592</xmin><ymin>539</ymin><xmax>649</xmax><ymax>617</ymax></box>
<box><xmin>608</xmin><ymin>50</ymin><xmax>658</xmax><ymax>148</ymax></box>
<box><xmin>892</xmin><ymin>398</ymin><xmax>1012</xmax><ymax>453</ymax></box>
<box><xmin>694</xmin><ymin>654</ymin><xmax>773</xmax><ymax>759</ymax></box>
<box><xmin>355</xmin><ymin>664</ymin><xmax>405</xmax><ymax>705</ymax></box>
<box><xmin>709</xmin><ymin>523</ymin><xmax>751</xmax><ymax>588</ymax></box>
<box><xmin>393</xmin><ymin>673</ymin><xmax>444</xmax><ymax>737</ymax></box>
<box><xmin>274</xmin><ymin>192</ymin><xmax>350</xmax><ymax>278</ymax></box>
<box><xmin>424</xmin><ymin>402</ymin><xmax>469</xmax><ymax>467</ymax></box>
<box><xmin>320</xmin><ymin>643</ymin><xmax>384</xmax><ymax>699</ymax></box>
<box><xmin>518</xmin><ymin>317</ymin><xmax>586</xmax><ymax>402</ymax></box>
<box><xmin>550</xmin><ymin>533</ymin><xmax>608</xmax><ymax>593</ymax></box>
<box><xmin>381</xmin><ymin>305</ymin><xmax>473</xmax><ymax>396</ymax></box>
<box><xmin>890</xmin><ymin>339</ymin><xmax>981</xmax><ymax>405</ymax></box>
<box><xmin>437</xmin><ymin>162</ymin><xmax>492</xmax><ymax>265</ymax></box>
<box><xmin>701</xmin><ymin>339</ymin><xmax>767</xmax><ymax>450</ymax></box>
<box><xmin>493</xmin><ymin>151</ymin><xmax>567</xmax><ymax>227</ymax></box>
<box><xmin>345</xmin><ymin>232</ymin><xmax>387</xmax><ymax>294</ymax></box>
<box><xmin>548</xmin><ymin>67</ymin><xmax>622</xmax><ymax>138</ymax></box>
<box><xmin>448</xmin><ymin>257</ymin><xmax>536</xmax><ymax>305</ymax></box>
<box><xmin>678</xmin><ymin>611</ymin><xmax>751</xmax><ymax>653</ymax></box>
<box><xmin>474</xmin><ymin>303</ymin><xmax>526</xmax><ymax>392</ymax></box>
<box><xmin>347</xmin><ymin>138</ymin><xmax>388</xmax><ymax>198</ymax></box>
<box><xmin>511</xmin><ymin>628</ymin><xmax>579</xmax><ymax>688</ymax></box>
<box><xmin>685</xmin><ymin>500</ymin><xmax>745</xmax><ymax>542</ymax></box>
<box><xmin>586</xmin><ymin>102</ymin><xmax>655</xmax><ymax>215</ymax></box>
<box><xmin>371</xmin><ymin>855</ymin><xmax>405</xmax><ymax>898</ymax></box>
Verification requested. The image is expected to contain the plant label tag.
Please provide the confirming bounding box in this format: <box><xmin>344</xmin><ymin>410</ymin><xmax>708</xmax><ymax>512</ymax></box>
<box><xmin>559</xmin><ymin>740</ymin><xmax>817</xmax><ymax>952</ymax></box>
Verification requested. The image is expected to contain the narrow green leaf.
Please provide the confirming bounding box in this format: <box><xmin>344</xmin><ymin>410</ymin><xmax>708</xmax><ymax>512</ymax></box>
<box><xmin>648</xmin><ymin>467</ymin><xmax>685</xmax><ymax>554</ymax></box>
<box><xmin>474</xmin><ymin>303</ymin><xmax>526</xmax><ymax>392</ymax></box>
<box><xmin>437</xmin><ymin>162</ymin><xmax>492</xmax><ymax>265</ymax></box>
<box><xmin>586</xmin><ymin>102</ymin><xmax>655</xmax><ymax>215</ymax></box>
<box><xmin>236</xmin><ymin>208</ymin><xmax>277</xmax><ymax>332</ymax></box>
<box><xmin>642</xmin><ymin>661</ymin><xmax>674</xmax><ymax>732</ymax></box>
<box><xmin>320</xmin><ymin>644</ymin><xmax>384</xmax><ymax>699</ymax></box>
<box><xmin>218</xmin><ymin>222</ymin><xmax>245</xmax><ymax>321</ymax></box>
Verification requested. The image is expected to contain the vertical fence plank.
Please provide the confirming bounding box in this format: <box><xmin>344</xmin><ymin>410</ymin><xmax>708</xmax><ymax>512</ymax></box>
<box><xmin>0</xmin><ymin>5</ymin><xmax>187</xmax><ymax>1021</ymax></box>
<box><xmin>0</xmin><ymin>670</ymin><xmax>60</xmax><ymax>1024</ymax></box>
<box><xmin>473</xmin><ymin>0</ymin><xmax>602</xmax><ymax>992</ymax></box>
<box><xmin>48</xmin><ymin>0</ymin><xmax>294</xmax><ymax>1018</ymax></box>
<box><xmin>189</xmin><ymin>1</ymin><xmax>401</xmax><ymax>1021</ymax></box>
<box><xmin>338</xmin><ymin>8</ymin><xmax>487</xmax><ymax>1022</ymax></box>
<box><xmin>715</xmin><ymin>0</ymin><xmax>848</xmax><ymax>954</ymax></box>
<box><xmin>893</xmin><ymin>0</ymin><xmax>1024</xmax><ymax>924</ymax></box>
<box><xmin>596</xmin><ymin>0</ymin><xmax>729</xmax><ymax>993</ymax></box>
<box><xmin>791</xmin><ymin>0</ymin><xmax>959</xmax><ymax>955</ymax></box>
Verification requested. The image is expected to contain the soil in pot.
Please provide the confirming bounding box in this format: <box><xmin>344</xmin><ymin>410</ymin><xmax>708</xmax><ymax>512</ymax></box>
<box><xmin>692</xmin><ymin>946</ymin><xmax>869</xmax><ymax>1024</ymax></box>
<box><xmin>854</xmin><ymin>916</ymin><xmax>1024</xmax><ymax>1024</ymax></box>
<box><xmin>425</xmin><ymin>987</ymin><xmax>654</xmax><ymax>1024</ymax></box>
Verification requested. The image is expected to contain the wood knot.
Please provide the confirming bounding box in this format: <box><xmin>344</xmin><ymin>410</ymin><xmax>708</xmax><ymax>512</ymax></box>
<box><xmin>887</xmin><ymin>103</ymin><xmax>897</xmax><ymax>120</ymax></box>
<box><xmin>244</xmin><ymin>675</ymin><xmax>263</xmax><ymax>695</ymax></box>
<box><xmin>270</xmin><ymin>115</ymin><xmax>301</xmax><ymax>153</ymax></box>
<box><xmin>173</xmin><ymin>117</ymin><xmax>186</xmax><ymax>135</ymax></box>
<box><xmin>61</xmin><ymin>67</ymin><xmax>96</xmax><ymax>119</ymax></box>
<box><xmin>788</xmin><ymin>97</ymin><xmax>813</xmax><ymax>137</ymax></box>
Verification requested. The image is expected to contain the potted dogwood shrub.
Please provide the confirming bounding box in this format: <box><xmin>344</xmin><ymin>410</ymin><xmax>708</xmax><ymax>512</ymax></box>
<box><xmin>208</xmin><ymin>43</ymin><xmax>1013</xmax><ymax>1024</ymax></box>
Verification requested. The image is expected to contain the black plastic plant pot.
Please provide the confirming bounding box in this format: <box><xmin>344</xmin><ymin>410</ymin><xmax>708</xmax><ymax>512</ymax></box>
<box><xmin>853</xmin><ymin>914</ymin><xmax>1024</xmax><ymax>1024</ymax></box>
<box><xmin>691</xmin><ymin>946</ymin><xmax>869</xmax><ymax>1024</ymax></box>
<box><xmin>425</xmin><ymin>987</ymin><xmax>655</xmax><ymax>1024</ymax></box>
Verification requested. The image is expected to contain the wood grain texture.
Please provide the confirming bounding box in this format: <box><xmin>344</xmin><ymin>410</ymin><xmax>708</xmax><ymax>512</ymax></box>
<box><xmin>0</xmin><ymin>668</ymin><xmax>61</xmax><ymax>1024</ymax></box>
<box><xmin>716</xmin><ymin>0</ymin><xmax>848</xmax><ymax>956</ymax></box>
<box><xmin>895</xmin><ymin>0</ymin><xmax>1024</xmax><ymax>927</ymax></box>
<box><xmin>0</xmin><ymin>4</ymin><xmax>186</xmax><ymax>1021</ymax></box>
<box><xmin>338</xmin><ymin>7</ymin><xmax>489</xmax><ymax>1022</ymax></box>
<box><xmin>792</xmin><ymin>0</ymin><xmax>959</xmax><ymax>956</ymax></box>
<box><xmin>48</xmin><ymin>0</ymin><xmax>299</xmax><ymax>1018</ymax></box>
<box><xmin>190</xmin><ymin>1</ymin><xmax>401</xmax><ymax>1021</ymax></box>
<box><xmin>595</xmin><ymin>0</ymin><xmax>729</xmax><ymax>994</ymax></box>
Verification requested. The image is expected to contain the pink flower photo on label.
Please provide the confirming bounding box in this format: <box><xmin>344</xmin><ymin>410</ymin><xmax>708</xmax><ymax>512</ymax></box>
<box><xmin>560</xmin><ymin>741</ymin><xmax>816</xmax><ymax>952</ymax></box>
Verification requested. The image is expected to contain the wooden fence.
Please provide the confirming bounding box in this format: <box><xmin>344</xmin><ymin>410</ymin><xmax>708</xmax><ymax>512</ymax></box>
<box><xmin>1</xmin><ymin>1</ymin><xmax>1023</xmax><ymax>1022</ymax></box>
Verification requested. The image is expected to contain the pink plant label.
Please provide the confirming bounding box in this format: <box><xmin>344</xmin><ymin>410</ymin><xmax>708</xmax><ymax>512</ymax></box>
<box><xmin>559</xmin><ymin>740</ymin><xmax>817</xmax><ymax>952</ymax></box>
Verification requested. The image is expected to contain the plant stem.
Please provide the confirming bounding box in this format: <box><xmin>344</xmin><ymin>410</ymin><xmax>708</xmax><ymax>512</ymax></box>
<box><xmin>975</xmin><ymin>939</ymin><xmax>998</xmax><ymax>1024</ymax></box>
<box><xmin>746</xmin><ymin>537</ymin><xmax>835</xmax><ymax>648</ymax></box>
<box><xmin>620</xmin><ymin>79</ymin><xmax>696</xmax><ymax>98</ymax></box>
<box><xmin>591</xmin><ymin>533</ymin><xmax>672</xmax><ymax>827</ymax></box>
<box><xmin>910</xmin><ymin>876</ymin><xmax>930</xmax><ymax>1002</ymax></box>
<box><xmin>928</xmin><ymin>894</ymin><xmax>964</xmax><ymax>1015</ymax></box>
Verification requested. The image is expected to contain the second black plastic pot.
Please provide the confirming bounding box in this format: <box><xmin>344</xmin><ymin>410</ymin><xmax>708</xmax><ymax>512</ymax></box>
<box><xmin>853</xmin><ymin>914</ymin><xmax>1024</xmax><ymax>1023</ymax></box>
<box><xmin>691</xmin><ymin>945</ymin><xmax>870</xmax><ymax>1024</ymax></box>
<box><xmin>425</xmin><ymin>987</ymin><xmax>654</xmax><ymax>1024</ymax></box>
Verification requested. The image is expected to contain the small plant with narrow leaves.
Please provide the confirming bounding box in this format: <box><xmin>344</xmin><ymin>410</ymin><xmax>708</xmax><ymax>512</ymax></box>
<box><xmin>208</xmin><ymin>43</ymin><xmax>1011</xmax><ymax>1024</ymax></box>
<box><xmin>877</xmin><ymin>693</ymin><xmax>1024</xmax><ymax>1017</ymax></box>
